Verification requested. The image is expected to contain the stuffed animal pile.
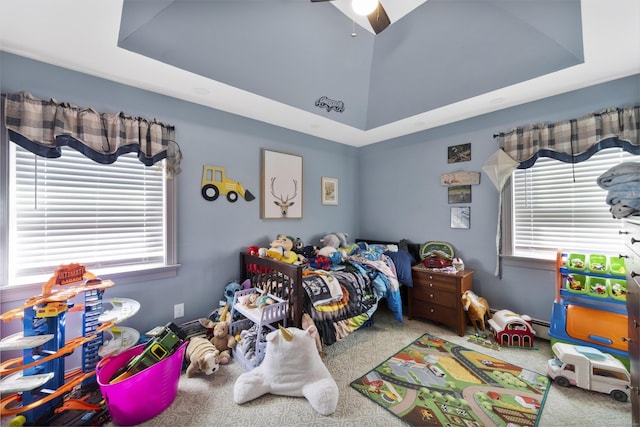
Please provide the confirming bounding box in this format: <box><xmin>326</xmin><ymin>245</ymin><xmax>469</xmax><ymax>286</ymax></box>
<box><xmin>233</xmin><ymin>325</ymin><xmax>338</xmax><ymax>415</ymax></box>
<box><xmin>199</xmin><ymin>318</ymin><xmax>237</xmax><ymax>364</ymax></box>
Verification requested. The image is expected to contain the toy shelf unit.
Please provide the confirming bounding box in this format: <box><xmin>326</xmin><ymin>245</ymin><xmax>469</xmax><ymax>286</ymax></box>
<box><xmin>550</xmin><ymin>250</ymin><xmax>629</xmax><ymax>370</ymax></box>
<box><xmin>0</xmin><ymin>264</ymin><xmax>116</xmax><ymax>425</ymax></box>
<box><xmin>230</xmin><ymin>288</ymin><xmax>287</xmax><ymax>371</ymax></box>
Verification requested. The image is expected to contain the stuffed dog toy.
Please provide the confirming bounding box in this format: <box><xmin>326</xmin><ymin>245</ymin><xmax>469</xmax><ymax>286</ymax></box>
<box><xmin>185</xmin><ymin>337</ymin><xmax>220</xmax><ymax>377</ymax></box>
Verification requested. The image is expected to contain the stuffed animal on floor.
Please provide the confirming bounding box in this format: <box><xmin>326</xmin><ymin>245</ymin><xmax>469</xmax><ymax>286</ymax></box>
<box><xmin>233</xmin><ymin>325</ymin><xmax>338</xmax><ymax>416</ymax></box>
<box><xmin>199</xmin><ymin>318</ymin><xmax>237</xmax><ymax>364</ymax></box>
<box><xmin>185</xmin><ymin>337</ymin><xmax>220</xmax><ymax>377</ymax></box>
<box><xmin>461</xmin><ymin>290</ymin><xmax>491</xmax><ymax>335</ymax></box>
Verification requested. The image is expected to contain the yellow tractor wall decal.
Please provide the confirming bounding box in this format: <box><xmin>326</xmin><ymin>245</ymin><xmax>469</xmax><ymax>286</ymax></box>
<box><xmin>201</xmin><ymin>165</ymin><xmax>255</xmax><ymax>202</ymax></box>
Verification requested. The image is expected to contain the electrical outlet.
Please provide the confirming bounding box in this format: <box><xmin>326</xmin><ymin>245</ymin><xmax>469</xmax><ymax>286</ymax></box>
<box><xmin>174</xmin><ymin>303</ymin><xmax>184</xmax><ymax>319</ymax></box>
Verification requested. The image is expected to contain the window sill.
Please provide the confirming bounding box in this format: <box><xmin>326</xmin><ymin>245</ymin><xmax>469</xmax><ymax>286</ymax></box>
<box><xmin>501</xmin><ymin>255</ymin><xmax>555</xmax><ymax>271</ymax></box>
<box><xmin>1</xmin><ymin>264</ymin><xmax>180</xmax><ymax>303</ymax></box>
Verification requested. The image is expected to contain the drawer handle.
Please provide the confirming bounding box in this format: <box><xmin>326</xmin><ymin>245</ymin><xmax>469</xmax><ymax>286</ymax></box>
<box><xmin>632</xmin><ymin>271</ymin><xmax>639</xmax><ymax>278</ymax></box>
<box><xmin>429</xmin><ymin>283</ymin><xmax>434</xmax><ymax>287</ymax></box>
<box><xmin>622</xmin><ymin>336</ymin><xmax>632</xmax><ymax>343</ymax></box>
<box><xmin>429</xmin><ymin>308</ymin><xmax>434</xmax><ymax>313</ymax></box>
<box><xmin>618</xmin><ymin>254</ymin><xmax>628</xmax><ymax>259</ymax></box>
<box><xmin>429</xmin><ymin>294</ymin><xmax>434</xmax><ymax>299</ymax></box>
<box><xmin>632</xmin><ymin>237</ymin><xmax>639</xmax><ymax>245</ymax></box>
<box><xmin>619</xmin><ymin>230</ymin><xmax>629</xmax><ymax>235</ymax></box>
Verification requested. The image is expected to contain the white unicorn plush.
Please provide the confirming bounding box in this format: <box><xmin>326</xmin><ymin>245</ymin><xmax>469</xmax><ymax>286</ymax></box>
<box><xmin>233</xmin><ymin>325</ymin><xmax>338</xmax><ymax>415</ymax></box>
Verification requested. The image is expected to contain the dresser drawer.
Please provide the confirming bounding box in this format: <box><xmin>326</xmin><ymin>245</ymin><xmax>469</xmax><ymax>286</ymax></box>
<box><xmin>415</xmin><ymin>302</ymin><xmax>458</xmax><ymax>325</ymax></box>
<box><xmin>413</xmin><ymin>272</ymin><xmax>458</xmax><ymax>288</ymax></box>
<box><xmin>410</xmin><ymin>286</ymin><xmax>457</xmax><ymax>308</ymax></box>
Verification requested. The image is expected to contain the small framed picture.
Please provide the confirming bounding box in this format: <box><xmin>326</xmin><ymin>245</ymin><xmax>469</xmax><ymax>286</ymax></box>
<box><xmin>447</xmin><ymin>143</ymin><xmax>471</xmax><ymax>163</ymax></box>
<box><xmin>321</xmin><ymin>177</ymin><xmax>338</xmax><ymax>205</ymax></box>
<box><xmin>448</xmin><ymin>185</ymin><xmax>471</xmax><ymax>204</ymax></box>
<box><xmin>451</xmin><ymin>206</ymin><xmax>470</xmax><ymax>229</ymax></box>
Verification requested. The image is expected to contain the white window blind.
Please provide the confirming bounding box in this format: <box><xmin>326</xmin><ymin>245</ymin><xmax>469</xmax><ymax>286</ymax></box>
<box><xmin>511</xmin><ymin>148</ymin><xmax>637</xmax><ymax>258</ymax></box>
<box><xmin>8</xmin><ymin>144</ymin><xmax>167</xmax><ymax>285</ymax></box>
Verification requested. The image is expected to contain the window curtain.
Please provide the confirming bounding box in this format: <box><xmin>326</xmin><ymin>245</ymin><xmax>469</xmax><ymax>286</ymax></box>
<box><xmin>2</xmin><ymin>91</ymin><xmax>182</xmax><ymax>176</ymax></box>
<box><xmin>483</xmin><ymin>105</ymin><xmax>640</xmax><ymax>276</ymax></box>
<box><xmin>495</xmin><ymin>105</ymin><xmax>640</xmax><ymax>169</ymax></box>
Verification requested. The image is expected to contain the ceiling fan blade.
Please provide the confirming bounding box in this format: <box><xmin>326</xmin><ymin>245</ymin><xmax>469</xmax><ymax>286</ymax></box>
<box><xmin>367</xmin><ymin>2</ymin><xmax>391</xmax><ymax>34</ymax></box>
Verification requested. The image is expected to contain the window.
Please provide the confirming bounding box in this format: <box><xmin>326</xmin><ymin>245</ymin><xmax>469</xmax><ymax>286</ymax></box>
<box><xmin>1</xmin><ymin>142</ymin><xmax>178</xmax><ymax>295</ymax></box>
<box><xmin>503</xmin><ymin>148</ymin><xmax>637</xmax><ymax>263</ymax></box>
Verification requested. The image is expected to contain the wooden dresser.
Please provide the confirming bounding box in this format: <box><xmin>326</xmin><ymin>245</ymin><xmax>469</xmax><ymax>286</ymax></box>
<box><xmin>622</xmin><ymin>218</ymin><xmax>640</xmax><ymax>424</ymax></box>
<box><xmin>409</xmin><ymin>264</ymin><xmax>474</xmax><ymax>336</ymax></box>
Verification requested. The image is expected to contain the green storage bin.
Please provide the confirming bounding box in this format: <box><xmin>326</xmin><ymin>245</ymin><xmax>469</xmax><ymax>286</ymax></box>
<box><xmin>609</xmin><ymin>279</ymin><xmax>627</xmax><ymax>301</ymax></box>
<box><xmin>565</xmin><ymin>274</ymin><xmax>586</xmax><ymax>293</ymax></box>
<box><xmin>588</xmin><ymin>254</ymin><xmax>607</xmax><ymax>273</ymax></box>
<box><xmin>567</xmin><ymin>253</ymin><xmax>586</xmax><ymax>271</ymax></box>
<box><xmin>586</xmin><ymin>276</ymin><xmax>608</xmax><ymax>298</ymax></box>
<box><xmin>609</xmin><ymin>257</ymin><xmax>626</xmax><ymax>277</ymax></box>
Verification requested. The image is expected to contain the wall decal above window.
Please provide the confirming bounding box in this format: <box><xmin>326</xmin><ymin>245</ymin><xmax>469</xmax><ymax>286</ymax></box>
<box><xmin>315</xmin><ymin>96</ymin><xmax>345</xmax><ymax>113</ymax></box>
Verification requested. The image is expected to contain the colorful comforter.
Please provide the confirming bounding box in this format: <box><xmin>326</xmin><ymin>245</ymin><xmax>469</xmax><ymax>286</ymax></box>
<box><xmin>301</xmin><ymin>244</ymin><xmax>403</xmax><ymax>346</ymax></box>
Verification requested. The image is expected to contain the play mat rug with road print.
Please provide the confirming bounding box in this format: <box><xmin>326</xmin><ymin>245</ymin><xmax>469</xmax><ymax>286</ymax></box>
<box><xmin>350</xmin><ymin>333</ymin><xmax>550</xmax><ymax>427</ymax></box>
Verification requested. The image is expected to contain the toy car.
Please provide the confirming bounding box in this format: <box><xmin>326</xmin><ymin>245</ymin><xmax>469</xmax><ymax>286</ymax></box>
<box><xmin>546</xmin><ymin>343</ymin><xmax>631</xmax><ymax>402</ymax></box>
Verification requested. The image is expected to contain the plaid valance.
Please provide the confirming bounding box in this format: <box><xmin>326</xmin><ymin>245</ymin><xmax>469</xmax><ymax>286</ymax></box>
<box><xmin>495</xmin><ymin>105</ymin><xmax>640</xmax><ymax>169</ymax></box>
<box><xmin>2</xmin><ymin>92</ymin><xmax>181</xmax><ymax>176</ymax></box>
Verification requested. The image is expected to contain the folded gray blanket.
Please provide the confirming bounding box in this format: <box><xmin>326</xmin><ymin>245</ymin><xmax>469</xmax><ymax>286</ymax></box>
<box><xmin>610</xmin><ymin>203</ymin><xmax>640</xmax><ymax>219</ymax></box>
<box><xmin>597</xmin><ymin>162</ymin><xmax>640</xmax><ymax>189</ymax></box>
<box><xmin>606</xmin><ymin>191</ymin><xmax>640</xmax><ymax>210</ymax></box>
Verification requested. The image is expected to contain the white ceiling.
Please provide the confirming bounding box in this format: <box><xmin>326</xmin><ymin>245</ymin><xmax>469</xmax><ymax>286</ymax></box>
<box><xmin>1</xmin><ymin>0</ymin><xmax>639</xmax><ymax>147</ymax></box>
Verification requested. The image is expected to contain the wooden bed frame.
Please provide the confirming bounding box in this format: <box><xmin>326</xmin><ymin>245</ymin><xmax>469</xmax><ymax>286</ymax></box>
<box><xmin>239</xmin><ymin>239</ymin><xmax>421</xmax><ymax>328</ymax></box>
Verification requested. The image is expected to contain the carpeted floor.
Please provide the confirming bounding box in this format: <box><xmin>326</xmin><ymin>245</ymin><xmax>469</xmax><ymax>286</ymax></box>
<box><xmin>3</xmin><ymin>306</ymin><xmax>631</xmax><ymax>427</ymax></box>
<box><xmin>97</xmin><ymin>306</ymin><xmax>632</xmax><ymax>427</ymax></box>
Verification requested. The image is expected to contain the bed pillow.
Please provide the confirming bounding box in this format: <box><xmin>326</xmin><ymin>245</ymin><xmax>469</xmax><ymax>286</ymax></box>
<box><xmin>384</xmin><ymin>249</ymin><xmax>416</xmax><ymax>287</ymax></box>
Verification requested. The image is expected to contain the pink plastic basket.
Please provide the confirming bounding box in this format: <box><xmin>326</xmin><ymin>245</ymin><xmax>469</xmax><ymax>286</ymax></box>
<box><xmin>96</xmin><ymin>340</ymin><xmax>187</xmax><ymax>426</ymax></box>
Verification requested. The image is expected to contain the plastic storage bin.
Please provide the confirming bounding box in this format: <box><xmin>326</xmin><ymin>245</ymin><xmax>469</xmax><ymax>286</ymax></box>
<box><xmin>586</xmin><ymin>276</ymin><xmax>609</xmax><ymax>298</ymax></box>
<box><xmin>609</xmin><ymin>279</ymin><xmax>627</xmax><ymax>301</ymax></box>
<box><xmin>566</xmin><ymin>274</ymin><xmax>587</xmax><ymax>293</ymax></box>
<box><xmin>567</xmin><ymin>253</ymin><xmax>586</xmax><ymax>271</ymax></box>
<box><xmin>96</xmin><ymin>340</ymin><xmax>187</xmax><ymax>426</ymax></box>
<box><xmin>588</xmin><ymin>254</ymin><xmax>607</xmax><ymax>273</ymax></box>
<box><xmin>609</xmin><ymin>256</ymin><xmax>627</xmax><ymax>277</ymax></box>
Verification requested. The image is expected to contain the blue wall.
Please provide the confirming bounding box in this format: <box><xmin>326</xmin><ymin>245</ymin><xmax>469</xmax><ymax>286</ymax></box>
<box><xmin>1</xmin><ymin>52</ymin><xmax>639</xmax><ymax>343</ymax></box>
<box><xmin>359</xmin><ymin>74</ymin><xmax>640</xmax><ymax>319</ymax></box>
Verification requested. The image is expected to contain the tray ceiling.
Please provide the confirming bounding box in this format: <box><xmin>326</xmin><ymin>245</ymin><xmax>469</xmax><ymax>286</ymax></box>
<box><xmin>2</xmin><ymin>0</ymin><xmax>639</xmax><ymax>147</ymax></box>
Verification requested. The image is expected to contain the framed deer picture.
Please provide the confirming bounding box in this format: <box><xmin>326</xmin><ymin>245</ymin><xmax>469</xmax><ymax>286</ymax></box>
<box><xmin>261</xmin><ymin>149</ymin><xmax>303</xmax><ymax>219</ymax></box>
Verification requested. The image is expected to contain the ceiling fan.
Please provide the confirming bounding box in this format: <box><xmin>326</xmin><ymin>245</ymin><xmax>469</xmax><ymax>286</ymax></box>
<box><xmin>311</xmin><ymin>0</ymin><xmax>391</xmax><ymax>34</ymax></box>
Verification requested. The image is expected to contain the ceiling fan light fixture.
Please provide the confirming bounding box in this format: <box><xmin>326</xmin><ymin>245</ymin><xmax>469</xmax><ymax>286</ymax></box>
<box><xmin>352</xmin><ymin>0</ymin><xmax>377</xmax><ymax>16</ymax></box>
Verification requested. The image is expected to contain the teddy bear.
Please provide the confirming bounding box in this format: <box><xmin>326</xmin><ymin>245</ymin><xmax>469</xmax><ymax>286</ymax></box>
<box><xmin>199</xmin><ymin>318</ymin><xmax>237</xmax><ymax>364</ymax></box>
<box><xmin>319</xmin><ymin>233</ymin><xmax>349</xmax><ymax>250</ymax></box>
<box><xmin>185</xmin><ymin>336</ymin><xmax>220</xmax><ymax>377</ymax></box>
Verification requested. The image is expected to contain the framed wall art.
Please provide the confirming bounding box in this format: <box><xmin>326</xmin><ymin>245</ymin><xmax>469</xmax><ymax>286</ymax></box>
<box><xmin>450</xmin><ymin>206</ymin><xmax>471</xmax><ymax>229</ymax></box>
<box><xmin>261</xmin><ymin>149</ymin><xmax>303</xmax><ymax>219</ymax></box>
<box><xmin>321</xmin><ymin>177</ymin><xmax>338</xmax><ymax>205</ymax></box>
<box><xmin>448</xmin><ymin>185</ymin><xmax>471</xmax><ymax>204</ymax></box>
<box><xmin>447</xmin><ymin>143</ymin><xmax>471</xmax><ymax>163</ymax></box>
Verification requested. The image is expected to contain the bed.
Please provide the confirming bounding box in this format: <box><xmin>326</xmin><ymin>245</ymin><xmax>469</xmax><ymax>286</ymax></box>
<box><xmin>239</xmin><ymin>239</ymin><xmax>421</xmax><ymax>346</ymax></box>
